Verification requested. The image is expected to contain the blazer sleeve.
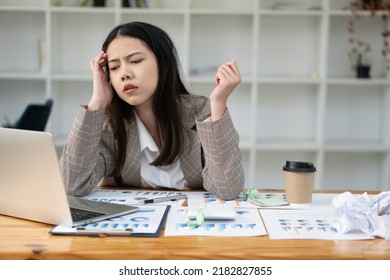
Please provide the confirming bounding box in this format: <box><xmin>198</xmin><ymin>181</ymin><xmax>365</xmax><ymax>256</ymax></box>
<box><xmin>59</xmin><ymin>106</ymin><xmax>114</xmax><ymax>196</ymax></box>
<box><xmin>195</xmin><ymin>109</ymin><xmax>245</xmax><ymax>200</ymax></box>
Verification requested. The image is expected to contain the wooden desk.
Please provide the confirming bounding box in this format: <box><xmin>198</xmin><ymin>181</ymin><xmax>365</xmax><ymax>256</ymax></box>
<box><xmin>1</xmin><ymin>190</ymin><xmax>390</xmax><ymax>260</ymax></box>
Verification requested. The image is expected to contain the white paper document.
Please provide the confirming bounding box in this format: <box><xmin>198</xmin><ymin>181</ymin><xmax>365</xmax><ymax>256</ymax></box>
<box><xmin>81</xmin><ymin>189</ymin><xmax>187</xmax><ymax>205</ymax></box>
<box><xmin>187</xmin><ymin>191</ymin><xmax>256</xmax><ymax>208</ymax></box>
<box><xmin>164</xmin><ymin>206</ymin><xmax>267</xmax><ymax>237</ymax></box>
<box><xmin>62</xmin><ymin>189</ymin><xmax>388</xmax><ymax>240</ymax></box>
<box><xmin>260</xmin><ymin>192</ymin><xmax>375</xmax><ymax>240</ymax></box>
<box><xmin>51</xmin><ymin>205</ymin><xmax>169</xmax><ymax>237</ymax></box>
<box><xmin>188</xmin><ymin>192</ymin><xmax>320</xmax><ymax>209</ymax></box>
<box><xmin>260</xmin><ymin>208</ymin><xmax>373</xmax><ymax>240</ymax></box>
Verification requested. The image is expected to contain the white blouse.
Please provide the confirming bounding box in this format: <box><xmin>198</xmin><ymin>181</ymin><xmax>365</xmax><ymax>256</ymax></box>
<box><xmin>134</xmin><ymin>112</ymin><xmax>189</xmax><ymax>190</ymax></box>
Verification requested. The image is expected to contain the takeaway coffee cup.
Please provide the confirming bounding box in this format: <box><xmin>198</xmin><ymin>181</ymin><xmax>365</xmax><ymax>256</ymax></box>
<box><xmin>283</xmin><ymin>161</ymin><xmax>316</xmax><ymax>205</ymax></box>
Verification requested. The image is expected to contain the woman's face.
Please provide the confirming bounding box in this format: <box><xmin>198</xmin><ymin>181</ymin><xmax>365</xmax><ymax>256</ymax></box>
<box><xmin>106</xmin><ymin>36</ymin><xmax>159</xmax><ymax>111</ymax></box>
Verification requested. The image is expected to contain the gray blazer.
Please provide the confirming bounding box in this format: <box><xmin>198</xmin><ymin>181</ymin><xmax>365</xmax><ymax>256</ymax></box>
<box><xmin>59</xmin><ymin>94</ymin><xmax>244</xmax><ymax>200</ymax></box>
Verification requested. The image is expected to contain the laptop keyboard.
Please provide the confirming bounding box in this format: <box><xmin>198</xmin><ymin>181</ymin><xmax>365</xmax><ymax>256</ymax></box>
<box><xmin>70</xmin><ymin>207</ymin><xmax>105</xmax><ymax>222</ymax></box>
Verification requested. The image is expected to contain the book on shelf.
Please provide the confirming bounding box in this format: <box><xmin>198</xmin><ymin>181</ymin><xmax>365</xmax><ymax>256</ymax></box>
<box><xmin>123</xmin><ymin>0</ymin><xmax>156</xmax><ymax>8</ymax></box>
<box><xmin>38</xmin><ymin>38</ymin><xmax>46</xmax><ymax>73</ymax></box>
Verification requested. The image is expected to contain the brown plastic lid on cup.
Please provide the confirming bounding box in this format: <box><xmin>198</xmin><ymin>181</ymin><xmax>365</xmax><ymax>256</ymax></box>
<box><xmin>283</xmin><ymin>161</ymin><xmax>316</xmax><ymax>173</ymax></box>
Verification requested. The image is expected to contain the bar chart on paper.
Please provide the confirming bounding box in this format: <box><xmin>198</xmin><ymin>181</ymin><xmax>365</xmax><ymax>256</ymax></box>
<box><xmin>164</xmin><ymin>207</ymin><xmax>267</xmax><ymax>237</ymax></box>
<box><xmin>187</xmin><ymin>191</ymin><xmax>291</xmax><ymax>209</ymax></box>
<box><xmin>80</xmin><ymin>189</ymin><xmax>187</xmax><ymax>205</ymax></box>
<box><xmin>260</xmin><ymin>209</ymin><xmax>373</xmax><ymax>240</ymax></box>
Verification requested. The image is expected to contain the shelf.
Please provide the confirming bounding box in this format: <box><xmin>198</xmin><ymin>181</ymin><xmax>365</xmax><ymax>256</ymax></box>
<box><xmin>327</xmin><ymin>14</ymin><xmax>387</xmax><ymax>78</ymax></box>
<box><xmin>50</xmin><ymin>7</ymin><xmax>117</xmax><ymax>14</ymax></box>
<box><xmin>324</xmin><ymin>141</ymin><xmax>389</xmax><ymax>152</ymax></box>
<box><xmin>329</xmin><ymin>10</ymin><xmax>390</xmax><ymax>17</ymax></box>
<box><xmin>50</xmin><ymin>0</ymin><xmax>116</xmax><ymax>8</ymax></box>
<box><xmin>257</xmin><ymin>77</ymin><xmax>321</xmax><ymax>84</ymax></box>
<box><xmin>51</xmin><ymin>74</ymin><xmax>92</xmax><ymax>81</ymax></box>
<box><xmin>189</xmin><ymin>14</ymin><xmax>253</xmax><ymax>78</ymax></box>
<box><xmin>0</xmin><ymin>72</ymin><xmax>46</xmax><ymax>80</ymax></box>
<box><xmin>0</xmin><ymin>11</ymin><xmax>45</xmax><ymax>73</ymax></box>
<box><xmin>255</xmin><ymin>140</ymin><xmax>319</xmax><ymax>151</ymax></box>
<box><xmin>260</xmin><ymin>0</ymin><xmax>322</xmax><ymax>10</ymax></box>
<box><xmin>327</xmin><ymin>78</ymin><xmax>390</xmax><ymax>85</ymax></box>
<box><xmin>121</xmin><ymin>8</ymin><xmax>185</xmax><ymax>14</ymax></box>
<box><xmin>257</xmin><ymin>15</ymin><xmax>321</xmax><ymax>77</ymax></box>
<box><xmin>256</xmin><ymin>84</ymin><xmax>318</xmax><ymax>144</ymax></box>
<box><xmin>50</xmin><ymin>12</ymin><xmax>116</xmax><ymax>75</ymax></box>
<box><xmin>322</xmin><ymin>152</ymin><xmax>385</xmax><ymax>190</ymax></box>
<box><xmin>190</xmin><ymin>0</ymin><xmax>255</xmax><ymax>11</ymax></box>
<box><xmin>0</xmin><ymin>0</ymin><xmax>47</xmax><ymax>8</ymax></box>
<box><xmin>254</xmin><ymin>150</ymin><xmax>318</xmax><ymax>188</ymax></box>
<box><xmin>259</xmin><ymin>10</ymin><xmax>323</xmax><ymax>16</ymax></box>
<box><xmin>0</xmin><ymin>6</ymin><xmax>46</xmax><ymax>11</ymax></box>
<box><xmin>325</xmin><ymin>85</ymin><xmax>385</xmax><ymax>144</ymax></box>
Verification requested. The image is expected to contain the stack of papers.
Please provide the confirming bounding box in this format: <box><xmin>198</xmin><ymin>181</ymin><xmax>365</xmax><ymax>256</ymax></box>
<box><xmin>48</xmin><ymin>189</ymin><xmax>388</xmax><ymax>240</ymax></box>
<box><xmin>51</xmin><ymin>205</ymin><xmax>170</xmax><ymax>237</ymax></box>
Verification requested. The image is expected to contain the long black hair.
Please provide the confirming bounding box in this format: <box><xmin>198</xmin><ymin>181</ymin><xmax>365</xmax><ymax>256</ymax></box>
<box><xmin>102</xmin><ymin>22</ymin><xmax>190</xmax><ymax>179</ymax></box>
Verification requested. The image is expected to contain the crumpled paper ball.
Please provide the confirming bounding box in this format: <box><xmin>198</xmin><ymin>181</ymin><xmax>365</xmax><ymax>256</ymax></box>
<box><xmin>332</xmin><ymin>191</ymin><xmax>390</xmax><ymax>239</ymax></box>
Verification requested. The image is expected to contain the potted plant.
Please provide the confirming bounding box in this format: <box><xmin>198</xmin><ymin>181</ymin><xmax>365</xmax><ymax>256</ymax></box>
<box><xmin>347</xmin><ymin>4</ymin><xmax>372</xmax><ymax>78</ymax></box>
<box><xmin>347</xmin><ymin>0</ymin><xmax>390</xmax><ymax>77</ymax></box>
<box><xmin>78</xmin><ymin>0</ymin><xmax>106</xmax><ymax>7</ymax></box>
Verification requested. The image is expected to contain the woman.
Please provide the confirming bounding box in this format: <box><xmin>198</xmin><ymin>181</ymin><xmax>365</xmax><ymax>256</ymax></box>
<box><xmin>60</xmin><ymin>21</ymin><xmax>244</xmax><ymax>200</ymax></box>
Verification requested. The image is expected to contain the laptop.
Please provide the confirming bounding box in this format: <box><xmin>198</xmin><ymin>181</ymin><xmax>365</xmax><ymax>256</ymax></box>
<box><xmin>0</xmin><ymin>127</ymin><xmax>138</xmax><ymax>227</ymax></box>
